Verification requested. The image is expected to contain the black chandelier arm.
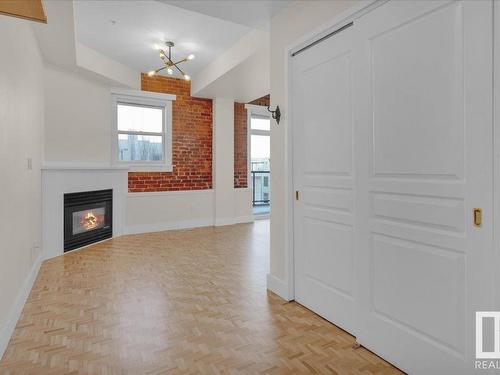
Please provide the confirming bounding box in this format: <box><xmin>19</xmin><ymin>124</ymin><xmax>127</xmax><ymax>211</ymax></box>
<box><xmin>173</xmin><ymin>63</ymin><xmax>186</xmax><ymax>77</ymax></box>
<box><xmin>173</xmin><ymin>57</ymin><xmax>188</xmax><ymax>65</ymax></box>
<box><xmin>153</xmin><ymin>42</ymin><xmax>191</xmax><ymax>79</ymax></box>
<box><xmin>164</xmin><ymin>55</ymin><xmax>177</xmax><ymax>67</ymax></box>
<box><xmin>154</xmin><ymin>66</ymin><xmax>167</xmax><ymax>74</ymax></box>
<box><xmin>163</xmin><ymin>54</ymin><xmax>186</xmax><ymax>76</ymax></box>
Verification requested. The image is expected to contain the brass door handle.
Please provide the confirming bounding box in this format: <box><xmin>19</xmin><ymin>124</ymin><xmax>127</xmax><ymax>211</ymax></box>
<box><xmin>473</xmin><ymin>208</ymin><xmax>482</xmax><ymax>227</ymax></box>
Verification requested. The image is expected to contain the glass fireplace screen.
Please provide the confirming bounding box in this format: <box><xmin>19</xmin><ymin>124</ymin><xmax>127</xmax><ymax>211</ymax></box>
<box><xmin>72</xmin><ymin>207</ymin><xmax>106</xmax><ymax>235</ymax></box>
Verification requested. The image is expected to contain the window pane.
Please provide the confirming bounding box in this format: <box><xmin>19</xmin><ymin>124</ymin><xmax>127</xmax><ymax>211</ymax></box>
<box><xmin>251</xmin><ymin>117</ymin><xmax>270</xmax><ymax>131</ymax></box>
<box><xmin>117</xmin><ymin>103</ymin><xmax>163</xmax><ymax>133</ymax></box>
<box><xmin>251</xmin><ymin>134</ymin><xmax>270</xmax><ymax>160</ymax></box>
<box><xmin>118</xmin><ymin>134</ymin><xmax>163</xmax><ymax>161</ymax></box>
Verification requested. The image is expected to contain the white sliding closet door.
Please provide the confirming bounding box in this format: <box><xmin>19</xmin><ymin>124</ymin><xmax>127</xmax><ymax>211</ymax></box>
<box><xmin>354</xmin><ymin>1</ymin><xmax>493</xmax><ymax>373</ymax></box>
<box><xmin>292</xmin><ymin>1</ymin><xmax>493</xmax><ymax>374</ymax></box>
<box><xmin>292</xmin><ymin>26</ymin><xmax>357</xmax><ymax>334</ymax></box>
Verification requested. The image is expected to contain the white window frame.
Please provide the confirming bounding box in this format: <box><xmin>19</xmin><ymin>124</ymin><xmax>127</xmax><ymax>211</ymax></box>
<box><xmin>111</xmin><ymin>88</ymin><xmax>176</xmax><ymax>171</ymax></box>
<box><xmin>245</xmin><ymin>104</ymin><xmax>271</xmax><ymax>183</ymax></box>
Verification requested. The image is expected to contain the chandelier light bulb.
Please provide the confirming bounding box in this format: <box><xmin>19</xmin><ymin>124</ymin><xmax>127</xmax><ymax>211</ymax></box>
<box><xmin>149</xmin><ymin>42</ymin><xmax>192</xmax><ymax>81</ymax></box>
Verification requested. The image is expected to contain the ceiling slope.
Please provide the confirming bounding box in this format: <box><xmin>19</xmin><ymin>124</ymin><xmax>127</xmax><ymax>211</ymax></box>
<box><xmin>160</xmin><ymin>0</ymin><xmax>293</xmax><ymax>30</ymax></box>
<box><xmin>32</xmin><ymin>0</ymin><xmax>139</xmax><ymax>88</ymax></box>
<box><xmin>192</xmin><ymin>29</ymin><xmax>270</xmax><ymax>102</ymax></box>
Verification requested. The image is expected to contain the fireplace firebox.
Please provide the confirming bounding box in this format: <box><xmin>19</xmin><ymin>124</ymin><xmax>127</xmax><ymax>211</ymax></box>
<box><xmin>64</xmin><ymin>189</ymin><xmax>112</xmax><ymax>252</ymax></box>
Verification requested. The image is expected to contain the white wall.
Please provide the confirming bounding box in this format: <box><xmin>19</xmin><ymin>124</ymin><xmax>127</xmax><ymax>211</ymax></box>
<box><xmin>33</xmin><ymin>0</ymin><xmax>139</xmax><ymax>90</ymax></box>
<box><xmin>193</xmin><ymin>29</ymin><xmax>270</xmax><ymax>103</ymax></box>
<box><xmin>44</xmin><ymin>64</ymin><xmax>111</xmax><ymax>164</ymax></box>
<box><xmin>126</xmin><ymin>190</ymin><xmax>215</xmax><ymax>234</ymax></box>
<box><xmin>0</xmin><ymin>17</ymin><xmax>44</xmax><ymax>354</ymax></box>
<box><xmin>75</xmin><ymin>42</ymin><xmax>140</xmax><ymax>90</ymax></box>
<box><xmin>269</xmin><ymin>1</ymin><xmax>359</xmax><ymax>291</ymax></box>
<box><xmin>193</xmin><ymin>29</ymin><xmax>268</xmax><ymax>97</ymax></box>
<box><xmin>213</xmin><ymin>98</ymin><xmax>236</xmax><ymax>224</ymax></box>
<box><xmin>43</xmin><ymin>67</ymin><xmax>252</xmax><ymax>233</ymax></box>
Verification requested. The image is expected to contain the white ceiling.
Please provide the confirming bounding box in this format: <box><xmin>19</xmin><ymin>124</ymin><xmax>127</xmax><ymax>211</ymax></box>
<box><xmin>73</xmin><ymin>0</ymin><xmax>253</xmax><ymax>78</ymax></box>
<box><xmin>159</xmin><ymin>0</ymin><xmax>293</xmax><ymax>30</ymax></box>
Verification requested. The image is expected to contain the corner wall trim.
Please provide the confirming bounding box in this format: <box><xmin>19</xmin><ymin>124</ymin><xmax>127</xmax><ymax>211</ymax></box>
<box><xmin>266</xmin><ymin>273</ymin><xmax>292</xmax><ymax>301</ymax></box>
<box><xmin>0</xmin><ymin>254</ymin><xmax>42</xmax><ymax>361</ymax></box>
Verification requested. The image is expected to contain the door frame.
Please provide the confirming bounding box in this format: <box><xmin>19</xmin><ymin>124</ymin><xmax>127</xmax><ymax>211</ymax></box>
<box><xmin>245</xmin><ymin>104</ymin><xmax>271</xmax><ymax>219</ymax></box>
<box><xmin>284</xmin><ymin>0</ymin><xmax>383</xmax><ymax>301</ymax></box>
<box><xmin>285</xmin><ymin>0</ymin><xmax>500</xmax><ymax>312</ymax></box>
<box><xmin>494</xmin><ymin>0</ymin><xmax>500</xmax><ymax>311</ymax></box>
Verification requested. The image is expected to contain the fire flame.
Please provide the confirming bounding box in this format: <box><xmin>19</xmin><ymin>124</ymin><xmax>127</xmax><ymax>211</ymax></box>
<box><xmin>81</xmin><ymin>211</ymin><xmax>98</xmax><ymax>230</ymax></box>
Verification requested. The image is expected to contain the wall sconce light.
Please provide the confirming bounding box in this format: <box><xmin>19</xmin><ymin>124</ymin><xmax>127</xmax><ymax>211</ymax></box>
<box><xmin>267</xmin><ymin>105</ymin><xmax>281</xmax><ymax>125</ymax></box>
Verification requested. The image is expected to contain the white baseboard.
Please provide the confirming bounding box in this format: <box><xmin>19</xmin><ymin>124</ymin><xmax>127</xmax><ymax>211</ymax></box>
<box><xmin>267</xmin><ymin>273</ymin><xmax>292</xmax><ymax>301</ymax></box>
<box><xmin>234</xmin><ymin>215</ymin><xmax>255</xmax><ymax>224</ymax></box>
<box><xmin>125</xmin><ymin>218</ymin><xmax>215</xmax><ymax>235</ymax></box>
<box><xmin>0</xmin><ymin>254</ymin><xmax>42</xmax><ymax>361</ymax></box>
<box><xmin>214</xmin><ymin>215</ymin><xmax>254</xmax><ymax>226</ymax></box>
<box><xmin>254</xmin><ymin>214</ymin><xmax>270</xmax><ymax>220</ymax></box>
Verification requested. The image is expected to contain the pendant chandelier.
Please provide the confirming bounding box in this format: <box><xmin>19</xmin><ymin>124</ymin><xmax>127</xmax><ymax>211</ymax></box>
<box><xmin>147</xmin><ymin>41</ymin><xmax>194</xmax><ymax>81</ymax></box>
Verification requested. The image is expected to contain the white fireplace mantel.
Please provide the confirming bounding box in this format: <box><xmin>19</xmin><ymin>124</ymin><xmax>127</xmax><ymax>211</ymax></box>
<box><xmin>41</xmin><ymin>163</ymin><xmax>129</xmax><ymax>260</ymax></box>
<box><xmin>41</xmin><ymin>162</ymin><xmax>130</xmax><ymax>170</ymax></box>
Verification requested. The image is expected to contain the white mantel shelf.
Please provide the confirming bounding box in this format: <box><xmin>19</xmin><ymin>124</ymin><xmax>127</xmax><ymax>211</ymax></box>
<box><xmin>42</xmin><ymin>162</ymin><xmax>130</xmax><ymax>171</ymax></box>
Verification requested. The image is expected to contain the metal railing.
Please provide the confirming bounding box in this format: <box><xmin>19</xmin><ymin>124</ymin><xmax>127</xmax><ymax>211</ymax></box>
<box><xmin>251</xmin><ymin>170</ymin><xmax>270</xmax><ymax>207</ymax></box>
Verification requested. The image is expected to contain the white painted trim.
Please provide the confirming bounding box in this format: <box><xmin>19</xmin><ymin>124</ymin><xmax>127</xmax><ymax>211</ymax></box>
<box><xmin>247</xmin><ymin>107</ymin><xmax>252</xmax><ymax>188</ymax></box>
<box><xmin>110</xmin><ymin>91</ymin><xmax>173</xmax><ymax>172</ymax></box>
<box><xmin>125</xmin><ymin>218</ymin><xmax>215</xmax><ymax>235</ymax></box>
<box><xmin>42</xmin><ymin>162</ymin><xmax>129</xmax><ymax>170</ymax></box>
<box><xmin>254</xmin><ymin>214</ymin><xmax>270</xmax><ymax>220</ymax></box>
<box><xmin>494</xmin><ymin>0</ymin><xmax>500</xmax><ymax>310</ymax></box>
<box><xmin>234</xmin><ymin>215</ymin><xmax>255</xmax><ymax>224</ymax></box>
<box><xmin>284</xmin><ymin>30</ymin><xmax>296</xmax><ymax>302</ymax></box>
<box><xmin>283</xmin><ymin>0</ymin><xmax>381</xmax><ymax>301</ymax></box>
<box><xmin>245</xmin><ymin>104</ymin><xmax>270</xmax><ymax>116</ymax></box>
<box><xmin>110</xmin><ymin>88</ymin><xmax>176</xmax><ymax>102</ymax></box>
<box><xmin>214</xmin><ymin>215</ymin><xmax>254</xmax><ymax>227</ymax></box>
<box><xmin>127</xmin><ymin>189</ymin><xmax>215</xmax><ymax>198</ymax></box>
<box><xmin>246</xmin><ymin>104</ymin><xmax>271</xmax><ymax>205</ymax></box>
<box><xmin>122</xmin><ymin>164</ymin><xmax>173</xmax><ymax>172</ymax></box>
<box><xmin>286</xmin><ymin>0</ymin><xmax>382</xmax><ymax>55</ymax></box>
<box><xmin>266</xmin><ymin>273</ymin><xmax>292</xmax><ymax>301</ymax></box>
<box><xmin>0</xmin><ymin>254</ymin><xmax>42</xmax><ymax>360</ymax></box>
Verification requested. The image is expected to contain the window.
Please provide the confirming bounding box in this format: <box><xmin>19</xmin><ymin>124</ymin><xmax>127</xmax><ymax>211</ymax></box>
<box><xmin>250</xmin><ymin>116</ymin><xmax>270</xmax><ymax>131</ymax></box>
<box><xmin>246</xmin><ymin>104</ymin><xmax>271</xmax><ymax>215</ymax></box>
<box><xmin>111</xmin><ymin>89</ymin><xmax>175</xmax><ymax>171</ymax></box>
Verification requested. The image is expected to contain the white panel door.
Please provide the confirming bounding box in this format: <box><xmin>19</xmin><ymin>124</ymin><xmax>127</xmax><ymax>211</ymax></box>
<box><xmin>292</xmin><ymin>26</ymin><xmax>357</xmax><ymax>334</ymax></box>
<box><xmin>353</xmin><ymin>1</ymin><xmax>493</xmax><ymax>374</ymax></box>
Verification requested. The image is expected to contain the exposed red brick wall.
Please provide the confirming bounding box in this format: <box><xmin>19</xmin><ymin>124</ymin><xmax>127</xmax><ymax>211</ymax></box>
<box><xmin>234</xmin><ymin>102</ymin><xmax>248</xmax><ymax>188</ymax></box>
<box><xmin>128</xmin><ymin>74</ymin><xmax>213</xmax><ymax>192</ymax></box>
<box><xmin>234</xmin><ymin>95</ymin><xmax>270</xmax><ymax>188</ymax></box>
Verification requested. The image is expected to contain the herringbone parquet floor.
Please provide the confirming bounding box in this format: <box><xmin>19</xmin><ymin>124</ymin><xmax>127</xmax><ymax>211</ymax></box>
<box><xmin>0</xmin><ymin>221</ymin><xmax>403</xmax><ymax>374</ymax></box>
